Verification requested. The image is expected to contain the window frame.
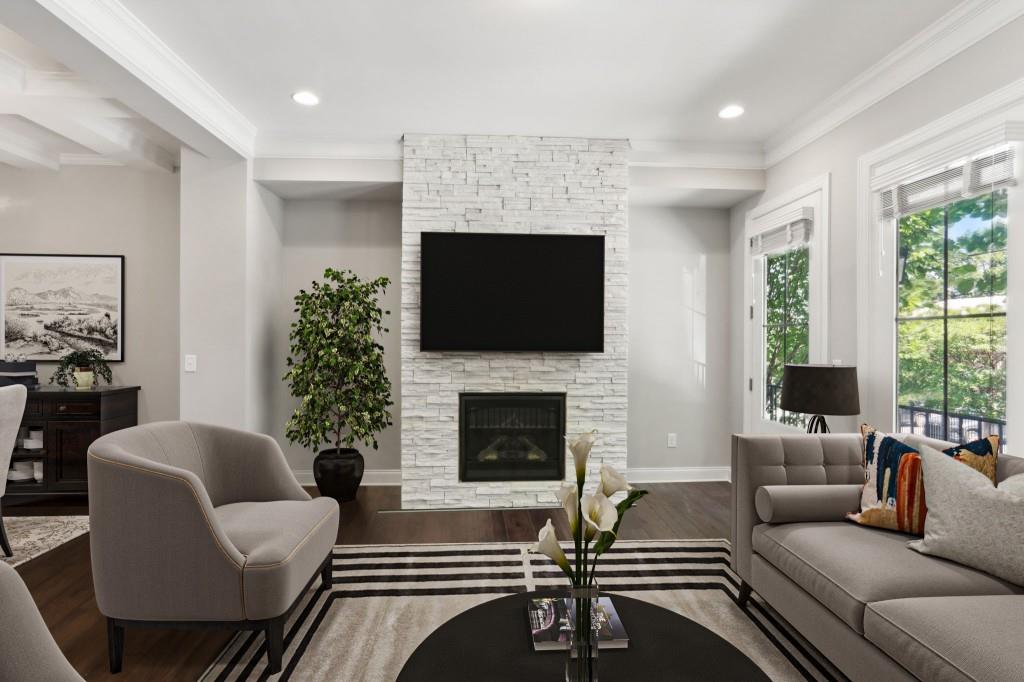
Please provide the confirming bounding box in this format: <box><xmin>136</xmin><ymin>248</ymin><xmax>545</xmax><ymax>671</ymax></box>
<box><xmin>856</xmin><ymin>106</ymin><xmax>1024</xmax><ymax>448</ymax></box>
<box><xmin>894</xmin><ymin>190</ymin><xmax>1009</xmax><ymax>444</ymax></box>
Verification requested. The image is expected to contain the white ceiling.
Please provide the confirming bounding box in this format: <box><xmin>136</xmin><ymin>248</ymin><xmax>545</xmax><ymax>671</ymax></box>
<box><xmin>0</xmin><ymin>24</ymin><xmax>179</xmax><ymax>171</ymax></box>
<box><xmin>118</xmin><ymin>0</ymin><xmax>959</xmax><ymax>149</ymax></box>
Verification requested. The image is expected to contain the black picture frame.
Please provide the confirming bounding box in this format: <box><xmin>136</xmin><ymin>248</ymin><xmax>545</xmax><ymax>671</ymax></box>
<box><xmin>0</xmin><ymin>253</ymin><xmax>126</xmax><ymax>362</ymax></box>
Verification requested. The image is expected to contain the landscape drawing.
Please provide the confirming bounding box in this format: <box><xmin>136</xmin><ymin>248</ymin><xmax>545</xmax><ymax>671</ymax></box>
<box><xmin>1</xmin><ymin>255</ymin><xmax>124</xmax><ymax>361</ymax></box>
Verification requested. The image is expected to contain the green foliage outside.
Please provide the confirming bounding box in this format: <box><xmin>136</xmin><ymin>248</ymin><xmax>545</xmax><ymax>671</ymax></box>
<box><xmin>763</xmin><ymin>246</ymin><xmax>809</xmax><ymax>426</ymax></box>
<box><xmin>896</xmin><ymin>190</ymin><xmax>1007</xmax><ymax>425</ymax></box>
<box><xmin>284</xmin><ymin>268</ymin><xmax>394</xmax><ymax>453</ymax></box>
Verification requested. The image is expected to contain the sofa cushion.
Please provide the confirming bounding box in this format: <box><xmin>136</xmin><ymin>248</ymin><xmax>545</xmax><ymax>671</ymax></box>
<box><xmin>216</xmin><ymin>497</ymin><xmax>339</xmax><ymax>620</ymax></box>
<box><xmin>752</xmin><ymin>522</ymin><xmax>1023</xmax><ymax>633</ymax></box>
<box><xmin>865</xmin><ymin>596</ymin><xmax>1024</xmax><ymax>682</ymax></box>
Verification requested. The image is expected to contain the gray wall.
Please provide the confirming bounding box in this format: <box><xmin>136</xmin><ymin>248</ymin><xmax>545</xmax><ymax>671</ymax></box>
<box><xmin>628</xmin><ymin>206</ymin><xmax>732</xmax><ymax>472</ymax></box>
<box><xmin>275</xmin><ymin>198</ymin><xmax>403</xmax><ymax>476</ymax></box>
<box><xmin>0</xmin><ymin>165</ymin><xmax>180</xmax><ymax>423</ymax></box>
<box><xmin>730</xmin><ymin>16</ymin><xmax>1024</xmax><ymax>430</ymax></box>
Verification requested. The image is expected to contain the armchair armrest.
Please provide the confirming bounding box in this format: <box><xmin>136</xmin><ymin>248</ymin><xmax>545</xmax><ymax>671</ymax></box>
<box><xmin>188</xmin><ymin>423</ymin><xmax>311</xmax><ymax>506</ymax></box>
<box><xmin>731</xmin><ymin>434</ymin><xmax>863</xmax><ymax>582</ymax></box>
<box><xmin>87</xmin><ymin>445</ymin><xmax>247</xmax><ymax>622</ymax></box>
<box><xmin>755</xmin><ymin>484</ymin><xmax>863</xmax><ymax>524</ymax></box>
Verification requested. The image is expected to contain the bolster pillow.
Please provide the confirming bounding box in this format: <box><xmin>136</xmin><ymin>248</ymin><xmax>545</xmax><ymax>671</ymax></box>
<box><xmin>755</xmin><ymin>484</ymin><xmax>863</xmax><ymax>524</ymax></box>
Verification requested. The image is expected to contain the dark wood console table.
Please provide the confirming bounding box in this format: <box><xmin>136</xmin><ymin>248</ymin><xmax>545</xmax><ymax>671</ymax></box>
<box><xmin>6</xmin><ymin>386</ymin><xmax>140</xmax><ymax>497</ymax></box>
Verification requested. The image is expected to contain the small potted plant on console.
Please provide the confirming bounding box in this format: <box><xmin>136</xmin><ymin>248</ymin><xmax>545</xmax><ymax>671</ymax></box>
<box><xmin>51</xmin><ymin>348</ymin><xmax>112</xmax><ymax>390</ymax></box>
<box><xmin>284</xmin><ymin>268</ymin><xmax>393</xmax><ymax>503</ymax></box>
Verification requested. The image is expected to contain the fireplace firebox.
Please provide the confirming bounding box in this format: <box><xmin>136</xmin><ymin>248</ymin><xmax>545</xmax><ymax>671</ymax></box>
<box><xmin>459</xmin><ymin>393</ymin><xmax>566</xmax><ymax>482</ymax></box>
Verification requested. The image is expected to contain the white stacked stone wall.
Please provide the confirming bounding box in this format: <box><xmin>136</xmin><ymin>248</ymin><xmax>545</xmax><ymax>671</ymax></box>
<box><xmin>401</xmin><ymin>133</ymin><xmax>629</xmax><ymax>508</ymax></box>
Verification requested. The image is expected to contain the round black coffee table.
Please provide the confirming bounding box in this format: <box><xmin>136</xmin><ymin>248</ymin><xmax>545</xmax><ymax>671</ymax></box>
<box><xmin>397</xmin><ymin>591</ymin><xmax>770</xmax><ymax>681</ymax></box>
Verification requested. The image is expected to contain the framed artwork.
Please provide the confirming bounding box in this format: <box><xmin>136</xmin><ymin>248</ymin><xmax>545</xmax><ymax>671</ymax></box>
<box><xmin>1</xmin><ymin>254</ymin><xmax>125</xmax><ymax>362</ymax></box>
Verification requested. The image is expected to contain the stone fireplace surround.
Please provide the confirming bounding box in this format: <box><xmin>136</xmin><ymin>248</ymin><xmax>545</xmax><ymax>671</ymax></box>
<box><xmin>401</xmin><ymin>133</ymin><xmax>629</xmax><ymax>509</ymax></box>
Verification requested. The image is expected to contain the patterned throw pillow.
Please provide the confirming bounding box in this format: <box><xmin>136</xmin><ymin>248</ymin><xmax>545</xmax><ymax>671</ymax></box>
<box><xmin>846</xmin><ymin>425</ymin><xmax>999</xmax><ymax>535</ymax></box>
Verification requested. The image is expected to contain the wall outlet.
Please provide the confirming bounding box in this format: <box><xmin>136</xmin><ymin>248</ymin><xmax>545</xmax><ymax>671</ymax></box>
<box><xmin>667</xmin><ymin>433</ymin><xmax>678</xmax><ymax>448</ymax></box>
<box><xmin>184</xmin><ymin>354</ymin><xmax>197</xmax><ymax>373</ymax></box>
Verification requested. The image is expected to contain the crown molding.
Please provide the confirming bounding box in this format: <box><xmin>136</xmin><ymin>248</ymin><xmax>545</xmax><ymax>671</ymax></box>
<box><xmin>628</xmin><ymin>139</ymin><xmax>766</xmax><ymax>170</ymax></box>
<box><xmin>30</xmin><ymin>0</ymin><xmax>256</xmax><ymax>157</ymax></box>
<box><xmin>255</xmin><ymin>135</ymin><xmax>403</xmax><ymax>160</ymax></box>
<box><xmin>764</xmin><ymin>0</ymin><xmax>1024</xmax><ymax>168</ymax></box>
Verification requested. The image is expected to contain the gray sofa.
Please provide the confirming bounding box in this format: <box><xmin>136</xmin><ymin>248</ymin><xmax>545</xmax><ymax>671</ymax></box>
<box><xmin>88</xmin><ymin>421</ymin><xmax>339</xmax><ymax>675</ymax></box>
<box><xmin>732</xmin><ymin>433</ymin><xmax>1024</xmax><ymax>681</ymax></box>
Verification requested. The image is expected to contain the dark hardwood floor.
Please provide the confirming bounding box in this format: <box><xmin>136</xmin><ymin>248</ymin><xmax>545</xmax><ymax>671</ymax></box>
<box><xmin>9</xmin><ymin>482</ymin><xmax>730</xmax><ymax>681</ymax></box>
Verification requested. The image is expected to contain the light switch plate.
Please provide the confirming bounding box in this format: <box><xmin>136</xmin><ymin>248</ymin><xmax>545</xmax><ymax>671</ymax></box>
<box><xmin>667</xmin><ymin>433</ymin><xmax>678</xmax><ymax>448</ymax></box>
<box><xmin>184</xmin><ymin>354</ymin><xmax>197</xmax><ymax>373</ymax></box>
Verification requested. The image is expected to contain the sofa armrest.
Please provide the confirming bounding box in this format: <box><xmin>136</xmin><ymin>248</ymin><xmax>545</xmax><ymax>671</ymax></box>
<box><xmin>188</xmin><ymin>422</ymin><xmax>311</xmax><ymax>506</ymax></box>
<box><xmin>731</xmin><ymin>433</ymin><xmax>863</xmax><ymax>582</ymax></box>
<box><xmin>755</xmin><ymin>484</ymin><xmax>862</xmax><ymax>523</ymax></box>
<box><xmin>87</xmin><ymin>446</ymin><xmax>247</xmax><ymax>622</ymax></box>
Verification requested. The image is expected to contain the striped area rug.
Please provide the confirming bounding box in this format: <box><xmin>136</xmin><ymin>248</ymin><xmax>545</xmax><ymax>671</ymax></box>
<box><xmin>200</xmin><ymin>540</ymin><xmax>840</xmax><ymax>682</ymax></box>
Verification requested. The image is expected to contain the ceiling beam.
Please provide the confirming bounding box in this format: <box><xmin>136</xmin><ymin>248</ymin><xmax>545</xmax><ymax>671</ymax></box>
<box><xmin>0</xmin><ymin>125</ymin><xmax>59</xmax><ymax>169</ymax></box>
<box><xmin>14</xmin><ymin>103</ymin><xmax>174</xmax><ymax>171</ymax></box>
<box><xmin>0</xmin><ymin>0</ymin><xmax>255</xmax><ymax>159</ymax></box>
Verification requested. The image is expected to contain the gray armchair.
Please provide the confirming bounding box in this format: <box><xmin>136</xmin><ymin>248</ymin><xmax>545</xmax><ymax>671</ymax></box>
<box><xmin>88</xmin><ymin>421</ymin><xmax>339</xmax><ymax>675</ymax></box>
<box><xmin>0</xmin><ymin>560</ymin><xmax>83</xmax><ymax>681</ymax></box>
<box><xmin>0</xmin><ymin>384</ymin><xmax>29</xmax><ymax>558</ymax></box>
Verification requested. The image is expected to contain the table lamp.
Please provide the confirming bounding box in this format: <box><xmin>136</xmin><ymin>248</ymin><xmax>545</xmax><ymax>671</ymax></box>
<box><xmin>780</xmin><ymin>364</ymin><xmax>860</xmax><ymax>433</ymax></box>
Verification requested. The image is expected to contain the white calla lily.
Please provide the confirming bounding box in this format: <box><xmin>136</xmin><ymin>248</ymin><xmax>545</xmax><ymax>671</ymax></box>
<box><xmin>567</xmin><ymin>430</ymin><xmax>598</xmax><ymax>481</ymax></box>
<box><xmin>580</xmin><ymin>492</ymin><xmax>618</xmax><ymax>540</ymax></box>
<box><xmin>532</xmin><ymin>519</ymin><xmax>573</xmax><ymax>579</ymax></box>
<box><xmin>556</xmin><ymin>482</ymin><xmax>579</xmax><ymax>533</ymax></box>
<box><xmin>599</xmin><ymin>464</ymin><xmax>633</xmax><ymax>498</ymax></box>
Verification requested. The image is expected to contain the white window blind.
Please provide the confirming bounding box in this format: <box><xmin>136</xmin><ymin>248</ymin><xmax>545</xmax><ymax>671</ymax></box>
<box><xmin>749</xmin><ymin>207</ymin><xmax>813</xmax><ymax>256</ymax></box>
<box><xmin>878</xmin><ymin>147</ymin><xmax>1016</xmax><ymax>221</ymax></box>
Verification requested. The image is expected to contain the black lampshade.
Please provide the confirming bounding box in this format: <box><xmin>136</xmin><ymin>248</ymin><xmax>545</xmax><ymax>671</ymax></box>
<box><xmin>780</xmin><ymin>364</ymin><xmax>860</xmax><ymax>416</ymax></box>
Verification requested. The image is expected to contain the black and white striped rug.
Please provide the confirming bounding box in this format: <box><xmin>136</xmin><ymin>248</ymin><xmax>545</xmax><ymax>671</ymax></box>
<box><xmin>200</xmin><ymin>540</ymin><xmax>840</xmax><ymax>682</ymax></box>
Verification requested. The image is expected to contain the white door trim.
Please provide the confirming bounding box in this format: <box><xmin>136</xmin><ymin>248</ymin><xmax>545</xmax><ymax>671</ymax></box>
<box><xmin>743</xmin><ymin>173</ymin><xmax>831</xmax><ymax>433</ymax></box>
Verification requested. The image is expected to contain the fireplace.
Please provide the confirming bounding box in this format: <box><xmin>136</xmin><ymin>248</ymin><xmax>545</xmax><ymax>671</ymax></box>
<box><xmin>459</xmin><ymin>393</ymin><xmax>566</xmax><ymax>482</ymax></box>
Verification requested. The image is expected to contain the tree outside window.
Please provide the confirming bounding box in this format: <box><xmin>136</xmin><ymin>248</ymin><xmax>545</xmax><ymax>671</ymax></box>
<box><xmin>896</xmin><ymin>189</ymin><xmax>1007</xmax><ymax>445</ymax></box>
<box><xmin>763</xmin><ymin>246</ymin><xmax>809</xmax><ymax>426</ymax></box>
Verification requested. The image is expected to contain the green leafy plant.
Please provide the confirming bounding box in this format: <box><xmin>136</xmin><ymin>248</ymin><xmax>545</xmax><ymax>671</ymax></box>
<box><xmin>50</xmin><ymin>348</ymin><xmax>113</xmax><ymax>388</ymax></box>
<box><xmin>284</xmin><ymin>268</ymin><xmax>393</xmax><ymax>453</ymax></box>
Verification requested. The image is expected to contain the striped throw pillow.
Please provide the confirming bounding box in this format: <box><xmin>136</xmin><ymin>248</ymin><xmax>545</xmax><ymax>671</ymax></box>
<box><xmin>846</xmin><ymin>424</ymin><xmax>999</xmax><ymax>536</ymax></box>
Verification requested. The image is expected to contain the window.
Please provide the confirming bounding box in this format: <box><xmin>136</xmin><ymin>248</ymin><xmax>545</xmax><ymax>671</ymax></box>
<box><xmin>763</xmin><ymin>246</ymin><xmax>809</xmax><ymax>426</ymax></box>
<box><xmin>896</xmin><ymin>189</ymin><xmax>1007</xmax><ymax>444</ymax></box>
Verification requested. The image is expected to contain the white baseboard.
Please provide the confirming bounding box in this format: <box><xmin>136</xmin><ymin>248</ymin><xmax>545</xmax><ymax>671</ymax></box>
<box><xmin>626</xmin><ymin>466</ymin><xmax>731</xmax><ymax>483</ymax></box>
<box><xmin>293</xmin><ymin>467</ymin><xmax>728</xmax><ymax>486</ymax></box>
<box><xmin>292</xmin><ymin>469</ymin><xmax>402</xmax><ymax>487</ymax></box>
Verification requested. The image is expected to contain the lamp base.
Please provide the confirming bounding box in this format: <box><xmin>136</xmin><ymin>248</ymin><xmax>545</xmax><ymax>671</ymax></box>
<box><xmin>806</xmin><ymin>415</ymin><xmax>830</xmax><ymax>433</ymax></box>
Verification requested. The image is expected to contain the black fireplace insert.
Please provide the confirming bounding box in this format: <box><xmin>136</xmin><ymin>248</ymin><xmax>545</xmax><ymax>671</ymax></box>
<box><xmin>459</xmin><ymin>392</ymin><xmax>566</xmax><ymax>482</ymax></box>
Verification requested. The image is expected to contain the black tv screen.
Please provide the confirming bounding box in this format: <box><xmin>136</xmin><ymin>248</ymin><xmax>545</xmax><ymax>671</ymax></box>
<box><xmin>420</xmin><ymin>232</ymin><xmax>604</xmax><ymax>352</ymax></box>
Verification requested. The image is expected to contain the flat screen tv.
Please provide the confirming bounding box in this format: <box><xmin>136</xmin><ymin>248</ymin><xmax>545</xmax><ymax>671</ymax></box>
<box><xmin>420</xmin><ymin>232</ymin><xmax>604</xmax><ymax>352</ymax></box>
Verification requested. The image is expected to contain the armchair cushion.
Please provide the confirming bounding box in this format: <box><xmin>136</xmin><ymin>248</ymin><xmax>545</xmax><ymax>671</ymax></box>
<box><xmin>754</xmin><ymin>484</ymin><xmax>862</xmax><ymax>524</ymax></box>
<box><xmin>216</xmin><ymin>497</ymin><xmax>339</xmax><ymax>620</ymax></box>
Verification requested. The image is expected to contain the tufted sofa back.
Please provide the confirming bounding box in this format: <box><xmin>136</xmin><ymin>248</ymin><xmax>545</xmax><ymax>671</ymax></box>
<box><xmin>731</xmin><ymin>434</ymin><xmax>863</xmax><ymax>580</ymax></box>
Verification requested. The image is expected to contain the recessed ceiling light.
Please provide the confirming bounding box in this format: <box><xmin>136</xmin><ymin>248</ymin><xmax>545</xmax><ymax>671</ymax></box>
<box><xmin>292</xmin><ymin>90</ymin><xmax>320</xmax><ymax>106</ymax></box>
<box><xmin>718</xmin><ymin>104</ymin><xmax>745</xmax><ymax>119</ymax></box>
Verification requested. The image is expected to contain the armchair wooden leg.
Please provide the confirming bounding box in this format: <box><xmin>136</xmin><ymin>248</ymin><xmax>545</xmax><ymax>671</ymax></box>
<box><xmin>321</xmin><ymin>556</ymin><xmax>333</xmax><ymax>589</ymax></box>
<box><xmin>266</xmin><ymin>616</ymin><xmax>284</xmax><ymax>674</ymax></box>
<box><xmin>0</xmin><ymin>505</ymin><xmax>12</xmax><ymax>558</ymax></box>
<box><xmin>737</xmin><ymin>581</ymin><xmax>752</xmax><ymax>608</ymax></box>
<box><xmin>107</xmin><ymin>618</ymin><xmax>125</xmax><ymax>674</ymax></box>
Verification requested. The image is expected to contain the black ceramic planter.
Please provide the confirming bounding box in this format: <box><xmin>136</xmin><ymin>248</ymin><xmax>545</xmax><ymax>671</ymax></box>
<box><xmin>313</xmin><ymin>448</ymin><xmax>364</xmax><ymax>502</ymax></box>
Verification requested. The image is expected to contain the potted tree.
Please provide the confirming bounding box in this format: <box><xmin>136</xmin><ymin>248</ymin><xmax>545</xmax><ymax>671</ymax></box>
<box><xmin>51</xmin><ymin>348</ymin><xmax>113</xmax><ymax>390</ymax></box>
<box><xmin>284</xmin><ymin>268</ymin><xmax>393</xmax><ymax>502</ymax></box>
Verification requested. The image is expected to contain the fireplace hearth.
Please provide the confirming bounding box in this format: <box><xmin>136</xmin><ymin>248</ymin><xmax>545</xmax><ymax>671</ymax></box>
<box><xmin>459</xmin><ymin>393</ymin><xmax>566</xmax><ymax>482</ymax></box>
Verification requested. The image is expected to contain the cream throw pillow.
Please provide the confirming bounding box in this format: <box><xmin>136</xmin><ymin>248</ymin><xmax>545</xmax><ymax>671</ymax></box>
<box><xmin>908</xmin><ymin>444</ymin><xmax>1024</xmax><ymax>586</ymax></box>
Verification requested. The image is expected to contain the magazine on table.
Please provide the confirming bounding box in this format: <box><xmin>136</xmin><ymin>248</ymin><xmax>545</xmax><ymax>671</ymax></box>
<box><xmin>528</xmin><ymin>596</ymin><xmax>629</xmax><ymax>651</ymax></box>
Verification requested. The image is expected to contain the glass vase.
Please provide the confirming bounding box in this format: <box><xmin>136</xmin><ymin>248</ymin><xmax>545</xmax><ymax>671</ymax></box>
<box><xmin>565</xmin><ymin>584</ymin><xmax>600</xmax><ymax>682</ymax></box>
